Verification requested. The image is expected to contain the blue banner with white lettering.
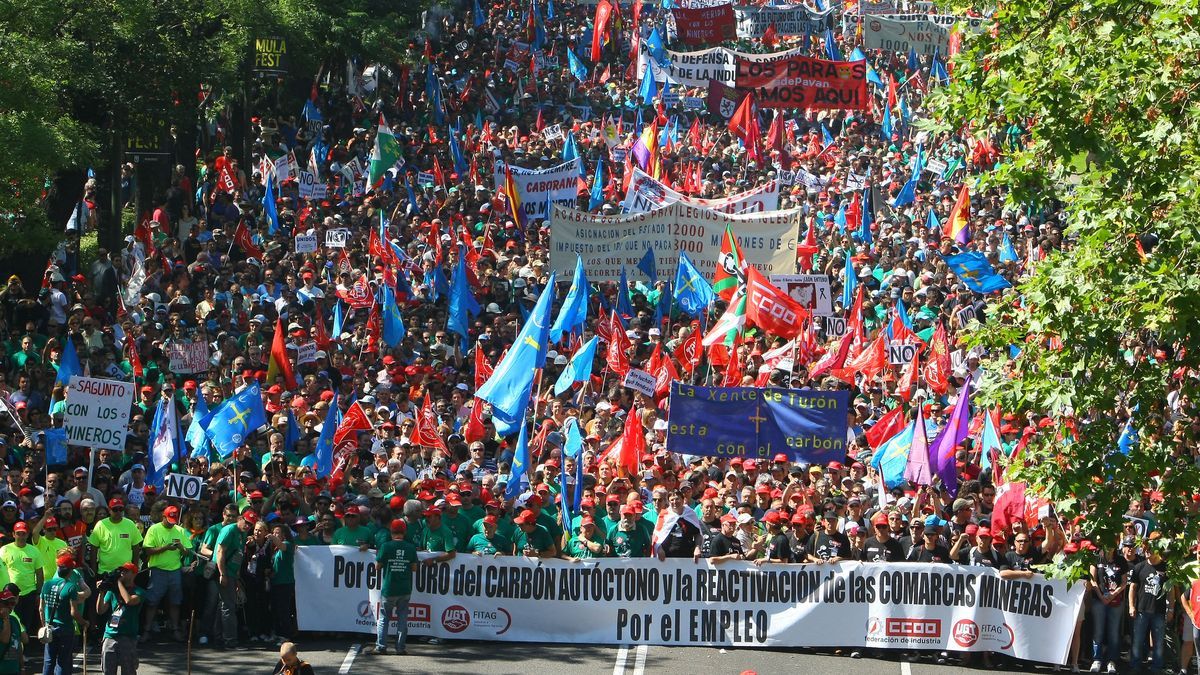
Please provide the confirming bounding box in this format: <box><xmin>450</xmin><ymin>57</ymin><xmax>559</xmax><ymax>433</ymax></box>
<box><xmin>666</xmin><ymin>383</ymin><xmax>849</xmax><ymax>463</ymax></box>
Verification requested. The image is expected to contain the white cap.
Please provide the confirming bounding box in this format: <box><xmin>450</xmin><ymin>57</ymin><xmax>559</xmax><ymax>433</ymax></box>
<box><xmin>554</xmin><ymin>355</ymin><xmax>568</xmax><ymax>365</ymax></box>
<box><xmin>652</xmin><ymin>419</ymin><xmax>668</xmax><ymax>431</ymax></box>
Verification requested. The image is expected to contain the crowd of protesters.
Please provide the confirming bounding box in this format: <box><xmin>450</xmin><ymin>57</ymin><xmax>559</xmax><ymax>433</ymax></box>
<box><xmin>0</xmin><ymin>0</ymin><xmax>1194</xmax><ymax>673</ymax></box>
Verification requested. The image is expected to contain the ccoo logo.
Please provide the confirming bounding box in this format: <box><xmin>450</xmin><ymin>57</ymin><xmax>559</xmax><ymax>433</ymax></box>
<box><xmin>442</xmin><ymin>605</ymin><xmax>471</xmax><ymax>633</ymax></box>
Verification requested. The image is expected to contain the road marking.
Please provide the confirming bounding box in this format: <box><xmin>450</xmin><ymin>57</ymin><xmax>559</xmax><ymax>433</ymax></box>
<box><xmin>613</xmin><ymin>645</ymin><xmax>630</xmax><ymax>674</ymax></box>
<box><xmin>339</xmin><ymin>643</ymin><xmax>361</xmax><ymax>674</ymax></box>
<box><xmin>632</xmin><ymin>644</ymin><xmax>648</xmax><ymax>674</ymax></box>
<box><xmin>900</xmin><ymin>661</ymin><xmax>912</xmax><ymax>675</ymax></box>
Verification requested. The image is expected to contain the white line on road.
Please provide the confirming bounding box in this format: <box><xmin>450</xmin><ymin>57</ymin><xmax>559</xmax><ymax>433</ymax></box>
<box><xmin>632</xmin><ymin>644</ymin><xmax>648</xmax><ymax>674</ymax></box>
<box><xmin>339</xmin><ymin>643</ymin><xmax>361</xmax><ymax>674</ymax></box>
<box><xmin>900</xmin><ymin>661</ymin><xmax>913</xmax><ymax>675</ymax></box>
<box><xmin>613</xmin><ymin>645</ymin><xmax>630</xmax><ymax>675</ymax></box>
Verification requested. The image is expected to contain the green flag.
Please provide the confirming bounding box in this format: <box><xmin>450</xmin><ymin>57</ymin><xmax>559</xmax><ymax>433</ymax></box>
<box><xmin>367</xmin><ymin>114</ymin><xmax>401</xmax><ymax>187</ymax></box>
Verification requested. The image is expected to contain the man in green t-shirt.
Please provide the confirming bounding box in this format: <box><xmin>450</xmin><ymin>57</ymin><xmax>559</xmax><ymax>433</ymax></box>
<box><xmin>39</xmin><ymin>549</ymin><xmax>89</xmax><ymax>673</ymax></box>
<box><xmin>513</xmin><ymin>509</ymin><xmax>556</xmax><ymax>557</ymax></box>
<box><xmin>141</xmin><ymin>505</ymin><xmax>192</xmax><ymax>642</ymax></box>
<box><xmin>607</xmin><ymin>505</ymin><xmax>651</xmax><ymax>558</ymax></box>
<box><xmin>87</xmin><ymin>498</ymin><xmax>143</xmax><ymax>573</ymax></box>
<box><xmin>330</xmin><ymin>506</ymin><xmax>374</xmax><ymax>548</ymax></box>
<box><xmin>214</xmin><ymin>509</ymin><xmax>255</xmax><ymax>647</ymax></box>
<box><xmin>466</xmin><ymin>516</ymin><xmax>512</xmax><ymax>556</ymax></box>
<box><xmin>363</xmin><ymin>520</ymin><xmax>418</xmax><ymax>656</ymax></box>
<box><xmin>419</xmin><ymin>508</ymin><xmax>457</xmax><ymax>564</ymax></box>
<box><xmin>0</xmin><ymin>590</ymin><xmax>24</xmax><ymax>675</ymax></box>
<box><xmin>566</xmin><ymin>516</ymin><xmax>609</xmax><ymax>559</ymax></box>
<box><xmin>98</xmin><ymin>561</ymin><xmax>145</xmax><ymax>674</ymax></box>
<box><xmin>196</xmin><ymin>504</ymin><xmax>238</xmax><ymax>646</ymax></box>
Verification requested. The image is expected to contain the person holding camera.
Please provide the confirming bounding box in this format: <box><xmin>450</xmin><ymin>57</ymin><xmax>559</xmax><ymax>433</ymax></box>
<box><xmin>96</xmin><ymin>562</ymin><xmax>144</xmax><ymax>675</ymax></box>
<box><xmin>140</xmin><ymin>505</ymin><xmax>191</xmax><ymax>643</ymax></box>
<box><xmin>39</xmin><ymin>548</ymin><xmax>90</xmax><ymax>675</ymax></box>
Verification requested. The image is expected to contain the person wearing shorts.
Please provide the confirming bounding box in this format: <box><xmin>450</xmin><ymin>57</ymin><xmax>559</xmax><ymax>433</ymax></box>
<box><xmin>141</xmin><ymin>505</ymin><xmax>191</xmax><ymax>642</ymax></box>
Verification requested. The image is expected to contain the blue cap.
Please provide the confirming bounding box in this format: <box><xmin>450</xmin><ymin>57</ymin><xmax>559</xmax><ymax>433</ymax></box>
<box><xmin>132</xmin><ymin>464</ymin><xmax>145</xmax><ymax>472</ymax></box>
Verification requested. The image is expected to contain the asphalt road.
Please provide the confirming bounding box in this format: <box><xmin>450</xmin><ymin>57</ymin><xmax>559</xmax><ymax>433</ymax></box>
<box><xmin>41</xmin><ymin>636</ymin><xmax>1076</xmax><ymax>674</ymax></box>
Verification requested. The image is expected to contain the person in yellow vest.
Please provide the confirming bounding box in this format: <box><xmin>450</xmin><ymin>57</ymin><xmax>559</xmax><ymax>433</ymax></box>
<box><xmin>141</xmin><ymin>505</ymin><xmax>192</xmax><ymax>643</ymax></box>
<box><xmin>0</xmin><ymin>522</ymin><xmax>43</xmax><ymax>636</ymax></box>
<box><xmin>87</xmin><ymin>498</ymin><xmax>143</xmax><ymax>574</ymax></box>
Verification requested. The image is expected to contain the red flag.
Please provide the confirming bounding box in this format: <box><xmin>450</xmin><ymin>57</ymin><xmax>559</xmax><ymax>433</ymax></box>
<box><xmin>267</xmin><ymin>318</ymin><xmax>298</xmax><ymax>390</ymax></box>
<box><xmin>334</xmin><ymin>401</ymin><xmax>374</xmax><ymax>446</ymax></box>
<box><xmin>617</xmin><ymin>407</ymin><xmax>645</xmax><ymax>475</ymax></box>
<box><xmin>474</xmin><ymin>347</ymin><xmax>494</xmax><ymax>387</ymax></box>
<box><xmin>809</xmin><ymin>335</ymin><xmax>852</xmax><ymax>379</ymax></box>
<box><xmin>233</xmin><ymin>220</ymin><xmax>263</xmax><ymax>260</ymax></box>
<box><xmin>464</xmin><ymin>401</ymin><xmax>487</xmax><ymax>444</ymax></box>
<box><xmin>721</xmin><ymin>336</ymin><xmax>744</xmax><ymax>386</ymax></box>
<box><xmin>990</xmin><ymin>481</ymin><xmax>1028</xmax><ymax>536</ymax></box>
<box><xmin>125</xmin><ymin>332</ymin><xmax>143</xmax><ymax>379</ymax></box>
<box><xmin>606</xmin><ymin>313</ymin><xmax>631</xmax><ymax>377</ymax></box>
<box><xmin>727</xmin><ymin>93</ymin><xmax>762</xmax><ymax>163</ymax></box>
<box><xmin>796</xmin><ymin>219</ymin><xmax>819</xmax><ymax>271</ymax></box>
<box><xmin>673</xmin><ymin>323</ymin><xmax>701</xmax><ymax>375</ymax></box>
<box><xmin>765</xmin><ymin>112</ymin><xmax>790</xmax><ymax>169</ymax></box>
<box><xmin>134</xmin><ymin>213</ymin><xmax>156</xmax><ymax>256</ymax></box>
<box><xmin>745</xmin><ymin>267</ymin><xmax>808</xmax><ymax>338</ymax></box>
<box><xmin>897</xmin><ymin>349</ymin><xmax>920</xmax><ymax>402</ymax></box>
<box><xmin>535</xmin><ymin>108</ymin><xmax>545</xmax><ymax>134</ymax></box>
<box><xmin>411</xmin><ymin>396</ymin><xmax>450</xmax><ymax>453</ymax></box>
<box><xmin>217</xmin><ymin>164</ymin><xmax>237</xmax><ymax>193</ymax></box>
<box><xmin>314</xmin><ymin>305</ymin><xmax>332</xmax><ymax>351</ymax></box>
<box><xmin>845</xmin><ymin>286</ymin><xmax>866</xmax><ymax>345</ymax></box>
<box><xmin>846</xmin><ymin>334</ymin><xmax>889</xmax><ymax>382</ymax></box>
<box><xmin>761</xmin><ymin>22</ymin><xmax>779</xmax><ymax>47</ymax></box>
<box><xmin>866</xmin><ymin>407</ymin><xmax>907</xmax><ymax>449</ymax></box>
<box><xmin>923</xmin><ymin>322</ymin><xmax>951</xmax><ymax>394</ymax></box>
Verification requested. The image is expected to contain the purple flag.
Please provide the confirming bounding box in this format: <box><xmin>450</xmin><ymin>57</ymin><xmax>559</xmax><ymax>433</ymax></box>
<box><xmin>930</xmin><ymin>377</ymin><xmax>972</xmax><ymax>496</ymax></box>
<box><xmin>902</xmin><ymin>407</ymin><xmax>932</xmax><ymax>486</ymax></box>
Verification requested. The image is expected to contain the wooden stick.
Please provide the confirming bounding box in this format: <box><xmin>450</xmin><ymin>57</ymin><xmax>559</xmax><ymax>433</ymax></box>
<box><xmin>81</xmin><ymin>628</ymin><xmax>88</xmax><ymax>675</ymax></box>
<box><xmin>187</xmin><ymin>609</ymin><xmax>195</xmax><ymax>675</ymax></box>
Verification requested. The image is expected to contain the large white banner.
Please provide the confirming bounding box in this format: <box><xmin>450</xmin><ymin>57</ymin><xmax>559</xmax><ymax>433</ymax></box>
<box><xmin>735</xmin><ymin>5</ymin><xmax>836</xmax><ymax>38</ymax></box>
<box><xmin>623</xmin><ymin>169</ymin><xmax>781</xmax><ymax>215</ymax></box>
<box><xmin>492</xmin><ymin>159</ymin><xmax>582</xmax><ymax>222</ymax></box>
<box><xmin>665</xmin><ymin>47</ymin><xmax>807</xmax><ymax>89</ymax></box>
<box><xmin>549</xmin><ymin>202</ymin><xmax>801</xmax><ymax>282</ymax></box>
<box><xmin>296</xmin><ymin>549</ymin><xmax>1084</xmax><ymax>664</ymax></box>
<box><xmin>844</xmin><ymin>14</ymin><xmax>986</xmax><ymax>56</ymax></box>
<box><xmin>64</xmin><ymin>377</ymin><xmax>134</xmax><ymax>450</ymax></box>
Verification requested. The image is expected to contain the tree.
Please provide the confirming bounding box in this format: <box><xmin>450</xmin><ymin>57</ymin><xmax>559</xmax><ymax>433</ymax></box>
<box><xmin>928</xmin><ymin>0</ymin><xmax>1200</xmax><ymax>581</ymax></box>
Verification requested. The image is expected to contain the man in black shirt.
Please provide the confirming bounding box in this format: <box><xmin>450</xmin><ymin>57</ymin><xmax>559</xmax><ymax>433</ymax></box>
<box><xmin>787</xmin><ymin>512</ymin><xmax>814</xmax><ymax>563</ymax></box>
<box><xmin>1002</xmin><ymin>532</ymin><xmax>1044</xmax><ymax>576</ymax></box>
<box><xmin>898</xmin><ymin>518</ymin><xmax>925</xmax><ymax>558</ymax></box>
<box><xmin>907</xmin><ymin>520</ymin><xmax>952</xmax><ymax>563</ymax></box>
<box><xmin>693</xmin><ymin>499</ymin><xmax>723</xmax><ymax>561</ymax></box>
<box><xmin>656</xmin><ymin>491</ymin><xmax>700</xmax><ymax>559</ymax></box>
<box><xmin>1128</xmin><ymin>543</ymin><xmax>1173</xmax><ymax>672</ymax></box>
<box><xmin>861</xmin><ymin>511</ymin><xmax>904</xmax><ymax>562</ymax></box>
<box><xmin>758</xmin><ymin>511</ymin><xmax>791</xmax><ymax>564</ymax></box>
<box><xmin>707</xmin><ymin>514</ymin><xmax>744</xmax><ymax>563</ymax></box>
<box><xmin>808</xmin><ymin>510</ymin><xmax>852</xmax><ymax>563</ymax></box>
<box><xmin>961</xmin><ymin>526</ymin><xmax>1003</xmax><ymax>568</ymax></box>
<box><xmin>1088</xmin><ymin>545</ymin><xmax>1129</xmax><ymax>672</ymax></box>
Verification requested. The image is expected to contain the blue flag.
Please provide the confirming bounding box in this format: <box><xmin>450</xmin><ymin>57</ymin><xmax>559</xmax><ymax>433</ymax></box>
<box><xmin>941</xmin><ymin>252</ymin><xmax>1013</xmax><ymax>294</ymax></box>
<box><xmin>617</xmin><ymin>267</ymin><xmax>634</xmax><ymax>318</ymax></box>
<box><xmin>892</xmin><ymin>173</ymin><xmax>918</xmax><ymax>208</ymax></box>
<box><xmin>647</xmin><ymin>28</ymin><xmax>667</xmax><ymax>63</ymax></box>
<box><xmin>842</xmin><ymin>250</ymin><xmax>857</xmax><ymax>308</ymax></box>
<box><xmin>149</xmin><ymin>397</ymin><xmax>182</xmax><ymax>489</ymax></box>
<box><xmin>1117</xmin><ymin>418</ymin><xmax>1138</xmax><ymax>455</ymax></box>
<box><xmin>449</xmin><ymin>131</ymin><xmax>469</xmax><ymax>176</ymax></box>
<box><xmin>589</xmin><ymin>158</ymin><xmax>605</xmax><ymax>210</ymax></box>
<box><xmin>428</xmin><ymin>265</ymin><xmax>449</xmax><ymax>302</ymax></box>
<box><xmin>1000</xmin><ymin>233</ymin><xmax>1019</xmax><ymax>263</ymax></box>
<box><xmin>55</xmin><ymin>339</ymin><xmax>81</xmax><ymax>387</ymax></box>
<box><xmin>821</xmin><ymin>123</ymin><xmax>836</xmax><ymax>148</ymax></box>
<box><xmin>203</xmin><ymin>382</ymin><xmax>267</xmax><ymax>458</ymax></box>
<box><xmin>673</xmin><ymin>251</ymin><xmax>715</xmax><ymax>317</ymax></box>
<box><xmin>44</xmin><ymin>428</ymin><xmax>68</xmax><ymax>465</ymax></box>
<box><xmin>505</xmin><ymin>421</ymin><xmax>531</xmax><ymax>500</ymax></box>
<box><xmin>476</xmin><ymin>273</ymin><xmax>557</xmax><ymax>436</ymax></box>
<box><xmin>314</xmin><ymin>392</ymin><xmax>339</xmax><ymax>478</ymax></box>
<box><xmin>980</xmin><ymin>411</ymin><xmax>1003</xmax><ymax>474</ymax></box>
<box><xmin>553</xmin><ymin>336</ymin><xmax>600</xmax><ymax>395</ymax></box>
<box><xmin>926</xmin><ymin>208</ymin><xmax>940</xmax><ymax>232</ymax></box>
<box><xmin>639</xmin><ymin>67</ymin><xmax>658</xmax><ymax>105</ymax></box>
<box><xmin>405</xmin><ymin>176</ymin><xmax>420</xmax><ymax>215</ymax></box>
<box><xmin>380</xmin><ymin>284</ymin><xmax>407</xmax><ymax>347</ymax></box>
<box><xmin>568</xmin><ymin>49</ymin><xmax>589</xmax><ymax>82</ymax></box>
<box><xmin>448</xmin><ymin>251</ymin><xmax>482</xmax><ymax>342</ymax></box>
<box><xmin>824</xmin><ymin>29</ymin><xmax>842</xmax><ymax>60</ymax></box>
<box><xmin>908</xmin><ymin>46</ymin><xmax>920</xmax><ymax>72</ymax></box>
<box><xmin>186</xmin><ymin>394</ymin><xmax>210</xmax><ymax>458</ymax></box>
<box><xmin>931</xmin><ymin>57</ymin><xmax>950</xmax><ymax>86</ymax></box>
<box><xmin>331</xmin><ymin>300</ymin><xmax>345</xmax><ymax>340</ymax></box>
<box><xmin>284</xmin><ymin>408</ymin><xmax>300</xmax><ymax>455</ymax></box>
<box><xmin>563</xmin><ymin>417</ymin><xmax>583</xmax><ymax>459</ymax></box>
<box><xmin>551</xmin><ymin>255</ymin><xmax>589</xmax><ymax>343</ymax></box>
<box><xmin>474</xmin><ymin>0</ymin><xmax>486</xmax><ymax>26</ymax></box>
<box><xmin>547</xmin><ymin>0</ymin><xmax>555</xmax><ymax>19</ymax></box>
<box><xmin>637</xmin><ymin>247</ymin><xmax>657</xmax><ymax>281</ymax></box>
<box><xmin>263</xmin><ymin>172</ymin><xmax>280</xmax><ymax>235</ymax></box>
<box><xmin>858</xmin><ymin>188</ymin><xmax>873</xmax><ymax>245</ymax></box>
<box><xmin>881</xmin><ymin>106</ymin><xmax>893</xmax><ymax>141</ymax></box>
<box><xmin>834</xmin><ymin>200</ymin><xmax>847</xmax><ymax>234</ymax></box>
<box><xmin>572</xmin><ymin>440</ymin><xmax>584</xmax><ymax>511</ymax></box>
<box><xmin>562</xmin><ymin>131</ymin><xmax>579</xmax><ymax>164</ymax></box>
<box><xmin>872</xmin><ymin>416</ymin><xmax>916</xmax><ymax>489</ymax></box>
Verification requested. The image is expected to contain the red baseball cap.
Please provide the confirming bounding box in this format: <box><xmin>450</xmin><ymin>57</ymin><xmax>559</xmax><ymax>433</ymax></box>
<box><xmin>163</xmin><ymin>506</ymin><xmax>180</xmax><ymax>524</ymax></box>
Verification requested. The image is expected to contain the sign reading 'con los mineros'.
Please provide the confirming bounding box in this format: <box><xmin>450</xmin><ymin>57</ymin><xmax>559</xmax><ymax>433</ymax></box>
<box><xmin>64</xmin><ymin>376</ymin><xmax>134</xmax><ymax>451</ymax></box>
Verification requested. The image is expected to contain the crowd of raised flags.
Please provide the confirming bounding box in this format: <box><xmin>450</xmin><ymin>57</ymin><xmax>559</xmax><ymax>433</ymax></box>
<box><xmin>0</xmin><ymin>0</ymin><xmax>1193</xmax><ymax>669</ymax></box>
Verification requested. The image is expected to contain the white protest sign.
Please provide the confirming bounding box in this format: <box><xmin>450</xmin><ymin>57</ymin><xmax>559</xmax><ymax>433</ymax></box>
<box><xmin>623</xmin><ymin>369</ymin><xmax>657</xmax><ymax>397</ymax></box>
<box><xmin>624</xmin><ymin>169</ymin><xmax>781</xmax><ymax>215</ymax></box>
<box><xmin>735</xmin><ymin>5</ymin><xmax>835</xmax><ymax>38</ymax></box>
<box><xmin>824</xmin><ymin>316</ymin><xmax>848</xmax><ymax>338</ymax></box>
<box><xmin>542</xmin><ymin>124</ymin><xmax>564</xmax><ymax>142</ymax></box>
<box><xmin>326</xmin><ymin>229</ymin><xmax>349</xmax><ymax>248</ymax></box>
<box><xmin>166</xmin><ymin>341</ymin><xmax>210</xmax><ymax>374</ymax></box>
<box><xmin>295</xmin><ymin>234</ymin><xmax>319</xmax><ymax>254</ymax></box>
<box><xmin>295</xmin><ymin>550</ymin><xmax>1085</xmax><ymax>666</ymax></box>
<box><xmin>551</xmin><ymin>202</ymin><xmax>801</xmax><ymax>283</ymax></box>
<box><xmin>666</xmin><ymin>46</ymin><xmax>808</xmax><ymax>88</ymax></box>
<box><xmin>295</xmin><ymin>342</ymin><xmax>318</xmax><ymax>365</ymax></box>
<box><xmin>165</xmin><ymin>473</ymin><xmax>204</xmax><ymax>501</ymax></box>
<box><xmin>64</xmin><ymin>377</ymin><xmax>134</xmax><ymax>451</ymax></box>
<box><xmin>888</xmin><ymin>341</ymin><xmax>918</xmax><ymax>366</ymax></box>
<box><xmin>768</xmin><ymin>274</ymin><xmax>834</xmax><ymax>317</ymax></box>
<box><xmin>297</xmin><ymin>171</ymin><xmax>327</xmax><ymax>200</ymax></box>
<box><xmin>493</xmin><ymin>159</ymin><xmax>582</xmax><ymax>222</ymax></box>
<box><xmin>955</xmin><ymin>305</ymin><xmax>978</xmax><ymax>329</ymax></box>
<box><xmin>925</xmin><ymin>158</ymin><xmax>948</xmax><ymax>177</ymax></box>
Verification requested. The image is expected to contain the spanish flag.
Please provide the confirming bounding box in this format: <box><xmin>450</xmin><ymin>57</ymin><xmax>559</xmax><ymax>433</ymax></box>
<box><xmin>502</xmin><ymin>163</ymin><xmax>524</xmax><ymax>227</ymax></box>
<box><xmin>943</xmin><ymin>182</ymin><xmax>971</xmax><ymax>245</ymax></box>
<box><xmin>267</xmin><ymin>317</ymin><xmax>298</xmax><ymax>390</ymax></box>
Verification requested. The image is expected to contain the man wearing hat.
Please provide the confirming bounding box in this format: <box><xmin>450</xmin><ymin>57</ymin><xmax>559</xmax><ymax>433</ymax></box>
<box><xmin>363</xmin><ymin>520</ymin><xmax>418</xmax><ymax>656</ymax></box>
<box><xmin>565</xmin><ymin>516</ymin><xmax>608</xmax><ymax>560</ymax></box>
<box><xmin>141</xmin><ymin>505</ymin><xmax>191</xmax><ymax>642</ymax></box>
<box><xmin>1</xmin><ymin>521</ymin><xmax>42</xmax><ymax>634</ymax></box>
<box><xmin>419</xmin><ymin>507</ymin><xmax>457</xmax><ymax>564</ymax></box>
<box><xmin>97</xmin><ymin>562</ymin><xmax>146</xmax><ymax>675</ymax></box>
<box><xmin>40</xmin><ymin>548</ymin><xmax>90</xmax><ymax>674</ymax></box>
<box><xmin>88</xmin><ymin>498</ymin><xmax>142</xmax><ymax>574</ymax></box>
<box><xmin>607</xmin><ymin>504</ymin><xmax>650</xmax><ymax>559</ymax></box>
<box><xmin>707</xmin><ymin>514</ymin><xmax>745</xmax><ymax>563</ymax></box>
<box><xmin>214</xmin><ymin>509</ymin><xmax>257</xmax><ymax>648</ymax></box>
<box><xmin>0</xmin><ymin>589</ymin><xmax>23</xmax><ymax>674</ymax></box>
<box><xmin>808</xmin><ymin>510</ymin><xmax>851</xmax><ymax>563</ymax></box>
<box><xmin>512</xmin><ymin>509</ymin><xmax>556</xmax><ymax>558</ymax></box>
<box><xmin>861</xmin><ymin>511</ymin><xmax>904</xmax><ymax>562</ymax></box>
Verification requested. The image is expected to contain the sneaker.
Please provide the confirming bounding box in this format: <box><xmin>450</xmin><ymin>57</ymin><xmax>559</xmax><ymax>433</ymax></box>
<box><xmin>249</xmin><ymin>635</ymin><xmax>260</xmax><ymax>643</ymax></box>
<box><xmin>1105</xmin><ymin>665</ymin><xmax>1117</xmax><ymax>674</ymax></box>
<box><xmin>937</xmin><ymin>651</ymin><xmax>948</xmax><ymax>664</ymax></box>
<box><xmin>198</xmin><ymin>636</ymin><xmax>209</xmax><ymax>646</ymax></box>
<box><xmin>1071</xmin><ymin>666</ymin><xmax>1080</xmax><ymax>673</ymax></box>
<box><xmin>362</xmin><ymin>645</ymin><xmax>387</xmax><ymax>656</ymax></box>
<box><xmin>427</xmin><ymin>637</ymin><xmax>442</xmax><ymax>645</ymax></box>
<box><xmin>259</xmin><ymin>634</ymin><xmax>272</xmax><ymax>642</ymax></box>
<box><xmin>1091</xmin><ymin>662</ymin><xmax>1102</xmax><ymax>673</ymax></box>
<box><xmin>395</xmin><ymin>649</ymin><xmax>408</xmax><ymax>656</ymax></box>
<box><xmin>850</xmin><ymin>650</ymin><xmax>862</xmax><ymax>659</ymax></box>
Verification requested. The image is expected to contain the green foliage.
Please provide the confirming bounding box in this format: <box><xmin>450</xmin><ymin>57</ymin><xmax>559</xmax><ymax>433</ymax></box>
<box><xmin>929</xmin><ymin>0</ymin><xmax>1200</xmax><ymax>582</ymax></box>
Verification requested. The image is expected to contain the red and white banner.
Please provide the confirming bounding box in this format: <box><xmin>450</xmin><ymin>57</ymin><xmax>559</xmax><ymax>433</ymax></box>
<box><xmin>296</xmin><ymin>549</ymin><xmax>1085</xmax><ymax>665</ymax></box>
<box><xmin>735</xmin><ymin>56</ymin><xmax>869</xmax><ymax>110</ymax></box>
<box><xmin>622</xmin><ymin>169</ymin><xmax>780</xmax><ymax>214</ymax></box>
<box><xmin>672</xmin><ymin>4</ymin><xmax>736</xmax><ymax>46</ymax></box>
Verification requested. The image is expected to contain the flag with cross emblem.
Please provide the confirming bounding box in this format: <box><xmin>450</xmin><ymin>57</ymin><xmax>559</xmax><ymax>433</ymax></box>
<box><xmin>202</xmin><ymin>382</ymin><xmax>268</xmax><ymax>458</ymax></box>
